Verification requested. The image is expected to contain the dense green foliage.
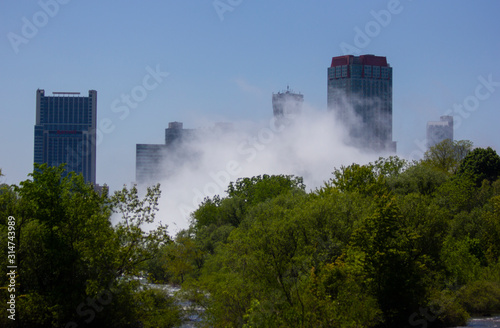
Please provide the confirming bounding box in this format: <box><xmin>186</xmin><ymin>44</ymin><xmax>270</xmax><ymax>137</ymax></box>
<box><xmin>0</xmin><ymin>164</ymin><xmax>180</xmax><ymax>327</ymax></box>
<box><xmin>457</xmin><ymin>147</ymin><xmax>500</xmax><ymax>186</ymax></box>
<box><xmin>166</xmin><ymin>142</ymin><xmax>500</xmax><ymax>328</ymax></box>
<box><xmin>422</xmin><ymin>139</ymin><xmax>473</xmax><ymax>174</ymax></box>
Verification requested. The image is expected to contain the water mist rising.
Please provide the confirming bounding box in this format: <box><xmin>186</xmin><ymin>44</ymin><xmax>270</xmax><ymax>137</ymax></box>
<box><xmin>146</xmin><ymin>102</ymin><xmax>389</xmax><ymax>234</ymax></box>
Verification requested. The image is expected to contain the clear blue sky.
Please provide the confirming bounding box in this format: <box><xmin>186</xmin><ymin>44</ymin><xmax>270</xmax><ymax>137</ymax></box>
<box><xmin>1</xmin><ymin>0</ymin><xmax>500</xmax><ymax>190</ymax></box>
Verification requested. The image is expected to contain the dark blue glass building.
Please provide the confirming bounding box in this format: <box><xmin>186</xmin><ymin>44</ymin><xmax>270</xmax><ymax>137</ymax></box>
<box><xmin>34</xmin><ymin>89</ymin><xmax>97</xmax><ymax>184</ymax></box>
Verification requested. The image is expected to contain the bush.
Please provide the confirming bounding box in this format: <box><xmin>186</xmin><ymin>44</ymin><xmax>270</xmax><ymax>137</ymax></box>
<box><xmin>414</xmin><ymin>290</ymin><xmax>470</xmax><ymax>328</ymax></box>
<box><xmin>459</xmin><ymin>280</ymin><xmax>500</xmax><ymax>315</ymax></box>
<box><xmin>135</xmin><ymin>288</ymin><xmax>183</xmax><ymax>328</ymax></box>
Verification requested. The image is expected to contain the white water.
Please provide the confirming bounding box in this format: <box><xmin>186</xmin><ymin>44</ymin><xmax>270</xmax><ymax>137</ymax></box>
<box><xmin>456</xmin><ymin>316</ymin><xmax>500</xmax><ymax>327</ymax></box>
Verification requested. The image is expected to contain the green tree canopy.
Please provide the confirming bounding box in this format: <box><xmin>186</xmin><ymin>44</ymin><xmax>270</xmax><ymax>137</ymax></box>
<box><xmin>389</xmin><ymin>164</ymin><xmax>448</xmax><ymax>196</ymax></box>
<box><xmin>0</xmin><ymin>164</ymin><xmax>179</xmax><ymax>327</ymax></box>
<box><xmin>329</xmin><ymin>163</ymin><xmax>387</xmax><ymax>196</ymax></box>
<box><xmin>191</xmin><ymin>174</ymin><xmax>306</xmax><ymax>251</ymax></box>
<box><xmin>226</xmin><ymin>174</ymin><xmax>305</xmax><ymax>207</ymax></box>
<box><xmin>423</xmin><ymin>139</ymin><xmax>473</xmax><ymax>174</ymax></box>
<box><xmin>457</xmin><ymin>147</ymin><xmax>500</xmax><ymax>186</ymax></box>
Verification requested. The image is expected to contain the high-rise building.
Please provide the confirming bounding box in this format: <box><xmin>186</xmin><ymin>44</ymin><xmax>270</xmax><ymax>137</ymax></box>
<box><xmin>136</xmin><ymin>122</ymin><xmax>196</xmax><ymax>184</ymax></box>
<box><xmin>427</xmin><ymin>116</ymin><xmax>453</xmax><ymax>149</ymax></box>
<box><xmin>165</xmin><ymin>121</ymin><xmax>195</xmax><ymax>146</ymax></box>
<box><xmin>136</xmin><ymin>144</ymin><xmax>168</xmax><ymax>183</ymax></box>
<box><xmin>272</xmin><ymin>86</ymin><xmax>304</xmax><ymax>119</ymax></box>
<box><xmin>34</xmin><ymin>89</ymin><xmax>97</xmax><ymax>184</ymax></box>
<box><xmin>327</xmin><ymin>54</ymin><xmax>396</xmax><ymax>152</ymax></box>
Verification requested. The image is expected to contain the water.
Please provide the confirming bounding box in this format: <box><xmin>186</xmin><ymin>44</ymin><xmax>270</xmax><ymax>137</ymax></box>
<box><xmin>455</xmin><ymin>316</ymin><xmax>500</xmax><ymax>327</ymax></box>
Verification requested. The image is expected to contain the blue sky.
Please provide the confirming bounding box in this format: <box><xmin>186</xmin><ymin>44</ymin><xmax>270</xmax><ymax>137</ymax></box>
<box><xmin>1</xmin><ymin>0</ymin><xmax>500</xmax><ymax>190</ymax></box>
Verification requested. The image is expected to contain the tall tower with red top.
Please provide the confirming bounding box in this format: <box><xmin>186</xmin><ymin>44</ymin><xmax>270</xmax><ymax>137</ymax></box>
<box><xmin>327</xmin><ymin>54</ymin><xmax>396</xmax><ymax>152</ymax></box>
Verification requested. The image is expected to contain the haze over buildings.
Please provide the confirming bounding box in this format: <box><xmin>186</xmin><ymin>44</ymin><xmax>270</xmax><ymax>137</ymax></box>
<box><xmin>138</xmin><ymin>86</ymin><xmax>306</xmax><ymax>188</ymax></box>
<box><xmin>427</xmin><ymin>116</ymin><xmax>454</xmax><ymax>149</ymax></box>
<box><xmin>136</xmin><ymin>122</ymin><xmax>195</xmax><ymax>184</ymax></box>
<box><xmin>136</xmin><ymin>56</ymin><xmax>396</xmax><ymax>200</ymax></box>
<box><xmin>34</xmin><ymin>89</ymin><xmax>97</xmax><ymax>184</ymax></box>
<box><xmin>272</xmin><ymin>86</ymin><xmax>304</xmax><ymax>119</ymax></box>
<box><xmin>327</xmin><ymin>55</ymin><xmax>396</xmax><ymax>153</ymax></box>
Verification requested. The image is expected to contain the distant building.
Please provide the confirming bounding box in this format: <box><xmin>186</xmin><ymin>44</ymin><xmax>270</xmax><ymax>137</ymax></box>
<box><xmin>136</xmin><ymin>122</ymin><xmax>196</xmax><ymax>184</ymax></box>
<box><xmin>427</xmin><ymin>116</ymin><xmax>453</xmax><ymax>149</ymax></box>
<box><xmin>136</xmin><ymin>144</ymin><xmax>168</xmax><ymax>183</ymax></box>
<box><xmin>165</xmin><ymin>121</ymin><xmax>195</xmax><ymax>146</ymax></box>
<box><xmin>34</xmin><ymin>89</ymin><xmax>97</xmax><ymax>184</ymax></box>
<box><xmin>272</xmin><ymin>86</ymin><xmax>304</xmax><ymax>119</ymax></box>
<box><xmin>327</xmin><ymin>54</ymin><xmax>396</xmax><ymax>152</ymax></box>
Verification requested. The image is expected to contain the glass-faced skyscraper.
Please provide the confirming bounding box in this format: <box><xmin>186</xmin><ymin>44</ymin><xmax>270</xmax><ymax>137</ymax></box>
<box><xmin>34</xmin><ymin>89</ymin><xmax>97</xmax><ymax>184</ymax></box>
<box><xmin>327</xmin><ymin>54</ymin><xmax>396</xmax><ymax>152</ymax></box>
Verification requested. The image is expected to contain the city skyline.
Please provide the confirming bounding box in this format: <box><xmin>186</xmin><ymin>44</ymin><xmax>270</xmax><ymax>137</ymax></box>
<box><xmin>1</xmin><ymin>2</ymin><xmax>500</xmax><ymax>192</ymax></box>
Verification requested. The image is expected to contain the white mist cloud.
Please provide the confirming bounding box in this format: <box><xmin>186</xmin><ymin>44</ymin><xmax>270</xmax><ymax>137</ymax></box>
<box><xmin>147</xmin><ymin>102</ymin><xmax>388</xmax><ymax>235</ymax></box>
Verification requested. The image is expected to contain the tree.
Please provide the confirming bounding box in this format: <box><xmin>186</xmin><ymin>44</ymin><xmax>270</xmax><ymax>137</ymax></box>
<box><xmin>162</xmin><ymin>230</ymin><xmax>203</xmax><ymax>284</ymax></box>
<box><xmin>329</xmin><ymin>163</ymin><xmax>387</xmax><ymax>196</ymax></box>
<box><xmin>350</xmin><ymin>196</ymin><xmax>430</xmax><ymax>327</ymax></box>
<box><xmin>0</xmin><ymin>164</ymin><xmax>178</xmax><ymax>327</ymax></box>
<box><xmin>457</xmin><ymin>147</ymin><xmax>500</xmax><ymax>186</ymax></box>
<box><xmin>372</xmin><ymin>156</ymin><xmax>409</xmax><ymax>178</ymax></box>
<box><xmin>388</xmin><ymin>163</ymin><xmax>448</xmax><ymax>196</ymax></box>
<box><xmin>434</xmin><ymin>174</ymin><xmax>477</xmax><ymax>214</ymax></box>
<box><xmin>226</xmin><ymin>174</ymin><xmax>305</xmax><ymax>208</ymax></box>
<box><xmin>111</xmin><ymin>183</ymin><xmax>170</xmax><ymax>277</ymax></box>
<box><xmin>481</xmin><ymin>195</ymin><xmax>500</xmax><ymax>264</ymax></box>
<box><xmin>177</xmin><ymin>153</ymin><xmax>500</xmax><ymax>328</ymax></box>
<box><xmin>0</xmin><ymin>164</ymin><xmax>118</xmax><ymax>326</ymax></box>
<box><xmin>306</xmin><ymin>258</ymin><xmax>382</xmax><ymax>328</ymax></box>
<box><xmin>441</xmin><ymin>236</ymin><xmax>481</xmax><ymax>287</ymax></box>
<box><xmin>423</xmin><ymin>139</ymin><xmax>473</xmax><ymax>174</ymax></box>
<box><xmin>191</xmin><ymin>174</ymin><xmax>306</xmax><ymax>261</ymax></box>
<box><xmin>193</xmin><ymin>190</ymin><xmax>310</xmax><ymax>327</ymax></box>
